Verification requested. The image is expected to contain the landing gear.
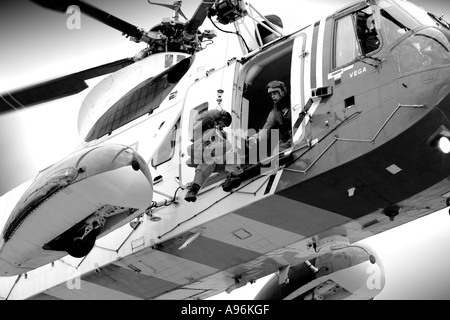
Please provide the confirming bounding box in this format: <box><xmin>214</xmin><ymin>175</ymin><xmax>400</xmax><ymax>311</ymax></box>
<box><xmin>44</xmin><ymin>205</ymin><xmax>136</xmax><ymax>258</ymax></box>
<box><xmin>67</xmin><ymin>228</ymin><xmax>99</xmax><ymax>258</ymax></box>
<box><xmin>304</xmin><ymin>280</ymin><xmax>340</xmax><ymax>300</ymax></box>
<box><xmin>66</xmin><ymin>211</ymin><xmax>106</xmax><ymax>258</ymax></box>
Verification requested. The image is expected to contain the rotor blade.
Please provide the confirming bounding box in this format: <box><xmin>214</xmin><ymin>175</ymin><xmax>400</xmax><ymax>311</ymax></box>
<box><xmin>184</xmin><ymin>0</ymin><xmax>216</xmax><ymax>36</ymax></box>
<box><xmin>0</xmin><ymin>58</ymin><xmax>134</xmax><ymax>114</ymax></box>
<box><xmin>30</xmin><ymin>0</ymin><xmax>144</xmax><ymax>41</ymax></box>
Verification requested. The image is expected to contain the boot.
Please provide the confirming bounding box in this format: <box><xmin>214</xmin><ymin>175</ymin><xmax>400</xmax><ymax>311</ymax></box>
<box><xmin>222</xmin><ymin>173</ymin><xmax>242</xmax><ymax>192</ymax></box>
<box><xmin>185</xmin><ymin>183</ymin><xmax>201</xmax><ymax>202</ymax></box>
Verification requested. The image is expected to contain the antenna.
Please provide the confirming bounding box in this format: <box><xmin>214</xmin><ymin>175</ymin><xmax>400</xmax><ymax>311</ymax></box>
<box><xmin>208</xmin><ymin>0</ymin><xmax>284</xmax><ymax>54</ymax></box>
<box><xmin>147</xmin><ymin>0</ymin><xmax>188</xmax><ymax>22</ymax></box>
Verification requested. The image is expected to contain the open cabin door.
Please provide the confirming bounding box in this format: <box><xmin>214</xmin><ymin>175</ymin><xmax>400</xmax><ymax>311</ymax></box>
<box><xmin>290</xmin><ymin>31</ymin><xmax>311</xmax><ymax>145</ymax></box>
<box><xmin>229</xmin><ymin>39</ymin><xmax>296</xmax><ymax>171</ymax></box>
<box><xmin>179</xmin><ymin>60</ymin><xmax>239</xmax><ymax>186</ymax></box>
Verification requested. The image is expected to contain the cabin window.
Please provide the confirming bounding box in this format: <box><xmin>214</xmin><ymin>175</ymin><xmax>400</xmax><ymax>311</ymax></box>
<box><xmin>152</xmin><ymin>125</ymin><xmax>177</xmax><ymax>168</ymax></box>
<box><xmin>85</xmin><ymin>57</ymin><xmax>192</xmax><ymax>142</ymax></box>
<box><xmin>188</xmin><ymin>102</ymin><xmax>209</xmax><ymax>141</ymax></box>
<box><xmin>85</xmin><ymin>75</ymin><xmax>173</xmax><ymax>142</ymax></box>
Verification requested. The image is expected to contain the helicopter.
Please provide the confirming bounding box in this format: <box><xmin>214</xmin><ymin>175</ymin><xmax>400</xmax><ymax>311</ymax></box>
<box><xmin>1</xmin><ymin>0</ymin><xmax>450</xmax><ymax>301</ymax></box>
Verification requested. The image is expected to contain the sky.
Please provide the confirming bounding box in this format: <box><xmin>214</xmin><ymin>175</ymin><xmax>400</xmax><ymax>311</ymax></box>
<box><xmin>1</xmin><ymin>0</ymin><xmax>450</xmax><ymax>300</ymax></box>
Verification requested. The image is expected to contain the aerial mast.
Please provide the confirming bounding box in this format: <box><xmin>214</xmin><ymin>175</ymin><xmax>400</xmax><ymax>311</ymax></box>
<box><xmin>207</xmin><ymin>0</ymin><xmax>284</xmax><ymax>55</ymax></box>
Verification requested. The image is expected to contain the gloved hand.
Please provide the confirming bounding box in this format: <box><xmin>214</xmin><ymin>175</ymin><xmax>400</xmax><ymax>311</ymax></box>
<box><xmin>246</xmin><ymin>136</ymin><xmax>258</xmax><ymax>149</ymax></box>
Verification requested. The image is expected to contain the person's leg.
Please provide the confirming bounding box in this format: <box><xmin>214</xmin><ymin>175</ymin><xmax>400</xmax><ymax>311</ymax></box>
<box><xmin>185</xmin><ymin>163</ymin><xmax>216</xmax><ymax>202</ymax></box>
<box><xmin>193</xmin><ymin>163</ymin><xmax>217</xmax><ymax>186</ymax></box>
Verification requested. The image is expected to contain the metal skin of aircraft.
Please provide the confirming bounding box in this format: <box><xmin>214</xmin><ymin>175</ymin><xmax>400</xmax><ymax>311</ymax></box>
<box><xmin>0</xmin><ymin>0</ymin><xmax>449</xmax><ymax>301</ymax></box>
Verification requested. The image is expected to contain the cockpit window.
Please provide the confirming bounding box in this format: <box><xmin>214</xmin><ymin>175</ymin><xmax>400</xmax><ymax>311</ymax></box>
<box><xmin>393</xmin><ymin>0</ymin><xmax>449</xmax><ymax>29</ymax></box>
<box><xmin>356</xmin><ymin>7</ymin><xmax>381</xmax><ymax>55</ymax></box>
<box><xmin>335</xmin><ymin>15</ymin><xmax>359</xmax><ymax>67</ymax></box>
<box><xmin>378</xmin><ymin>0</ymin><xmax>421</xmax><ymax>45</ymax></box>
<box><xmin>391</xmin><ymin>27</ymin><xmax>450</xmax><ymax>74</ymax></box>
<box><xmin>334</xmin><ymin>6</ymin><xmax>380</xmax><ymax>68</ymax></box>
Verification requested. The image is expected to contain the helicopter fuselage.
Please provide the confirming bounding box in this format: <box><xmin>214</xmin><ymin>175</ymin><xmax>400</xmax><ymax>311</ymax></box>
<box><xmin>1</xmin><ymin>0</ymin><xmax>450</xmax><ymax>300</ymax></box>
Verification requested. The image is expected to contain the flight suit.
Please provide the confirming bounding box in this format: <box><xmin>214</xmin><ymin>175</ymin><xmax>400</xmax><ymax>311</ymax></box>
<box><xmin>185</xmin><ymin>109</ymin><xmax>233</xmax><ymax>202</ymax></box>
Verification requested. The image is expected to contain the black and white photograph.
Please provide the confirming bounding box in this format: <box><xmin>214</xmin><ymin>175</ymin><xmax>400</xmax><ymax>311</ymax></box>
<box><xmin>1</xmin><ymin>0</ymin><xmax>450</xmax><ymax>304</ymax></box>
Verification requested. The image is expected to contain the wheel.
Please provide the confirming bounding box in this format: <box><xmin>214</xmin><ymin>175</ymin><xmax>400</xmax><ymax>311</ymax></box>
<box><xmin>66</xmin><ymin>229</ymin><xmax>99</xmax><ymax>258</ymax></box>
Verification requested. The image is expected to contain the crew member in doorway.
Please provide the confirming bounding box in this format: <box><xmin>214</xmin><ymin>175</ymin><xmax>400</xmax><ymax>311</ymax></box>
<box><xmin>222</xmin><ymin>80</ymin><xmax>292</xmax><ymax>192</ymax></box>
<box><xmin>185</xmin><ymin>109</ymin><xmax>233</xmax><ymax>202</ymax></box>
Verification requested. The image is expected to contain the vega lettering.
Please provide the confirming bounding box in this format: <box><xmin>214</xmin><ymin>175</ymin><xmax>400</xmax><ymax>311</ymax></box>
<box><xmin>349</xmin><ymin>66</ymin><xmax>367</xmax><ymax>78</ymax></box>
